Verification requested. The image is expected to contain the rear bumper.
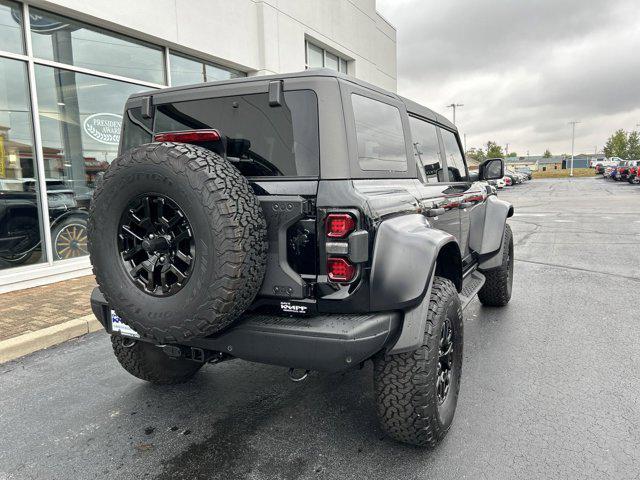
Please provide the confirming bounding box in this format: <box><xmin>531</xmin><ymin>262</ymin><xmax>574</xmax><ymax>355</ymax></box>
<box><xmin>90</xmin><ymin>287</ymin><xmax>400</xmax><ymax>372</ymax></box>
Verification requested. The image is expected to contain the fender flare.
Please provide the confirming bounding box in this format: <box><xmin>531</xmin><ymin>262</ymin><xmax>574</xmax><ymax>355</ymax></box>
<box><xmin>472</xmin><ymin>195</ymin><xmax>513</xmax><ymax>269</ymax></box>
<box><xmin>369</xmin><ymin>214</ymin><xmax>459</xmax><ymax>311</ymax></box>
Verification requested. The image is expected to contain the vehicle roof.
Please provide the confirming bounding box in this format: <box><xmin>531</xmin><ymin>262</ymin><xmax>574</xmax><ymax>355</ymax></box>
<box><xmin>129</xmin><ymin>68</ymin><xmax>456</xmax><ymax>131</ymax></box>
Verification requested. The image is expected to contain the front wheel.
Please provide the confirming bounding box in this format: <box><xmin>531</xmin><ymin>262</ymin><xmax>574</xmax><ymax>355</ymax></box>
<box><xmin>111</xmin><ymin>335</ymin><xmax>202</xmax><ymax>384</ymax></box>
<box><xmin>478</xmin><ymin>223</ymin><xmax>514</xmax><ymax>306</ymax></box>
<box><xmin>374</xmin><ymin>277</ymin><xmax>463</xmax><ymax>447</ymax></box>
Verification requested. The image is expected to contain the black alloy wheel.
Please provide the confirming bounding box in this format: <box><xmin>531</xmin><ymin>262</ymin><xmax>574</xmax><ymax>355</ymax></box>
<box><xmin>437</xmin><ymin>316</ymin><xmax>454</xmax><ymax>406</ymax></box>
<box><xmin>118</xmin><ymin>194</ymin><xmax>195</xmax><ymax>297</ymax></box>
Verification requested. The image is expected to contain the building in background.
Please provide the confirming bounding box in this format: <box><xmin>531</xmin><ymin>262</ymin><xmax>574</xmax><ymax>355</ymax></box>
<box><xmin>0</xmin><ymin>0</ymin><xmax>396</xmax><ymax>292</ymax></box>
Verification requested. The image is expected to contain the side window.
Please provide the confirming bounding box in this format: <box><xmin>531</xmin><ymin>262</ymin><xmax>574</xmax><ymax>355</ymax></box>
<box><xmin>409</xmin><ymin>116</ymin><xmax>444</xmax><ymax>183</ymax></box>
<box><xmin>440</xmin><ymin>128</ymin><xmax>468</xmax><ymax>182</ymax></box>
<box><xmin>351</xmin><ymin>94</ymin><xmax>408</xmax><ymax>172</ymax></box>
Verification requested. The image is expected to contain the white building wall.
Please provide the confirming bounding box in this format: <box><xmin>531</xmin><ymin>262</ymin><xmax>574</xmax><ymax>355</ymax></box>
<box><xmin>29</xmin><ymin>0</ymin><xmax>397</xmax><ymax>90</ymax></box>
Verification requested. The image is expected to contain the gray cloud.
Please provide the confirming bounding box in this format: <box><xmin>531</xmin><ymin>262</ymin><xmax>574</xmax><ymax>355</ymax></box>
<box><xmin>378</xmin><ymin>0</ymin><xmax>640</xmax><ymax>155</ymax></box>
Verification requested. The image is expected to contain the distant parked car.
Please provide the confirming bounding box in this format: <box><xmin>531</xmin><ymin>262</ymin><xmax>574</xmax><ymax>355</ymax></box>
<box><xmin>616</xmin><ymin>160</ymin><xmax>639</xmax><ymax>181</ymax></box>
<box><xmin>495</xmin><ymin>178</ymin><xmax>506</xmax><ymax>189</ymax></box>
<box><xmin>594</xmin><ymin>163</ymin><xmax>605</xmax><ymax>174</ymax></box>
<box><xmin>504</xmin><ymin>170</ymin><xmax>520</xmax><ymax>185</ymax></box>
<box><xmin>503</xmin><ymin>176</ymin><xmax>512</xmax><ymax>186</ymax></box>
<box><xmin>516</xmin><ymin>167</ymin><xmax>533</xmax><ymax>180</ymax></box>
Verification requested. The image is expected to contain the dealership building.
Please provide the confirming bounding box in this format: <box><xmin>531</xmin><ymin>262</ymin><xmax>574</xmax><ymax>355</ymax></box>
<box><xmin>0</xmin><ymin>0</ymin><xmax>396</xmax><ymax>292</ymax></box>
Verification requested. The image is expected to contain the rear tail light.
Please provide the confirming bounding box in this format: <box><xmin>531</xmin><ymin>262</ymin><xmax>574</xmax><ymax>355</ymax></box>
<box><xmin>154</xmin><ymin>129</ymin><xmax>221</xmax><ymax>143</ymax></box>
<box><xmin>327</xmin><ymin>257</ymin><xmax>356</xmax><ymax>282</ymax></box>
<box><xmin>326</xmin><ymin>213</ymin><xmax>356</xmax><ymax>238</ymax></box>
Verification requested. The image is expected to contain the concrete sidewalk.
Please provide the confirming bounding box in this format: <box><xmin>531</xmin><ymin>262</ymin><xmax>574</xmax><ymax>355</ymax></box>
<box><xmin>0</xmin><ymin>275</ymin><xmax>100</xmax><ymax>362</ymax></box>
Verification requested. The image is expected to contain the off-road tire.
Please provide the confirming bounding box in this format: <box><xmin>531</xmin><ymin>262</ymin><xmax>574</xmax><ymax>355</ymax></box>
<box><xmin>374</xmin><ymin>277</ymin><xmax>463</xmax><ymax>447</ymax></box>
<box><xmin>478</xmin><ymin>223</ymin><xmax>513</xmax><ymax>307</ymax></box>
<box><xmin>88</xmin><ymin>142</ymin><xmax>267</xmax><ymax>343</ymax></box>
<box><xmin>111</xmin><ymin>335</ymin><xmax>202</xmax><ymax>384</ymax></box>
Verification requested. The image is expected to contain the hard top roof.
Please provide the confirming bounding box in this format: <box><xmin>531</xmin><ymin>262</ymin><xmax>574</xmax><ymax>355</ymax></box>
<box><xmin>130</xmin><ymin>68</ymin><xmax>456</xmax><ymax>131</ymax></box>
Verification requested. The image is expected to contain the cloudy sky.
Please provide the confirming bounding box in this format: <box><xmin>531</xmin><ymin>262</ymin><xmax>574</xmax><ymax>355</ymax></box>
<box><xmin>376</xmin><ymin>0</ymin><xmax>640</xmax><ymax>156</ymax></box>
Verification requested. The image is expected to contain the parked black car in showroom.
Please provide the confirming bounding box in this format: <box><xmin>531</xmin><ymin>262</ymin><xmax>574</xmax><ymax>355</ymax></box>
<box><xmin>0</xmin><ymin>179</ymin><xmax>89</xmax><ymax>267</ymax></box>
<box><xmin>88</xmin><ymin>69</ymin><xmax>514</xmax><ymax>447</ymax></box>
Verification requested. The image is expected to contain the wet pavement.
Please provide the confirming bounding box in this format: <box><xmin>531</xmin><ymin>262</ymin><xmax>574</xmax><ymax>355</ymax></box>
<box><xmin>1</xmin><ymin>177</ymin><xmax>639</xmax><ymax>480</ymax></box>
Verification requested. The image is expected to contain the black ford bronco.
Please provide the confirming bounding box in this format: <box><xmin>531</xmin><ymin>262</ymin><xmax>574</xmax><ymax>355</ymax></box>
<box><xmin>89</xmin><ymin>69</ymin><xmax>513</xmax><ymax>447</ymax></box>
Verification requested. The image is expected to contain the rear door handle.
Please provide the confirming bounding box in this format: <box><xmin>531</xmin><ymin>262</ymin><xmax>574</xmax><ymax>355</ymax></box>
<box><xmin>425</xmin><ymin>207</ymin><xmax>446</xmax><ymax>217</ymax></box>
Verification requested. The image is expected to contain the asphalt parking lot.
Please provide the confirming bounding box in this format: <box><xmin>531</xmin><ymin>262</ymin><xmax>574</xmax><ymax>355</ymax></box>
<box><xmin>1</xmin><ymin>177</ymin><xmax>639</xmax><ymax>480</ymax></box>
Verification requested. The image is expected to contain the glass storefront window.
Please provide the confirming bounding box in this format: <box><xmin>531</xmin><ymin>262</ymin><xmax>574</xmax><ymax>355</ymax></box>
<box><xmin>0</xmin><ymin>0</ymin><xmax>24</xmax><ymax>54</ymax></box>
<box><xmin>0</xmin><ymin>57</ymin><xmax>47</xmax><ymax>270</ymax></box>
<box><xmin>29</xmin><ymin>8</ymin><xmax>165</xmax><ymax>84</ymax></box>
<box><xmin>34</xmin><ymin>64</ymin><xmax>148</xmax><ymax>261</ymax></box>
<box><xmin>169</xmin><ymin>51</ymin><xmax>244</xmax><ymax>86</ymax></box>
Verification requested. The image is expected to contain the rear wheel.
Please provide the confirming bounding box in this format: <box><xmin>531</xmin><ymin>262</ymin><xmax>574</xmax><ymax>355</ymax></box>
<box><xmin>478</xmin><ymin>224</ymin><xmax>513</xmax><ymax>307</ymax></box>
<box><xmin>111</xmin><ymin>335</ymin><xmax>202</xmax><ymax>384</ymax></box>
<box><xmin>374</xmin><ymin>277</ymin><xmax>463</xmax><ymax>447</ymax></box>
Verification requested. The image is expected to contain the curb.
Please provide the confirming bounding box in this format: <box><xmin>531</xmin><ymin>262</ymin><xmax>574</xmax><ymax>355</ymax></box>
<box><xmin>0</xmin><ymin>314</ymin><xmax>102</xmax><ymax>364</ymax></box>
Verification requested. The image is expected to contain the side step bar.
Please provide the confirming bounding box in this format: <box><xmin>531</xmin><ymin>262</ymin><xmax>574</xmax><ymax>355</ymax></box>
<box><xmin>459</xmin><ymin>270</ymin><xmax>486</xmax><ymax>310</ymax></box>
<box><xmin>90</xmin><ymin>288</ymin><xmax>400</xmax><ymax>373</ymax></box>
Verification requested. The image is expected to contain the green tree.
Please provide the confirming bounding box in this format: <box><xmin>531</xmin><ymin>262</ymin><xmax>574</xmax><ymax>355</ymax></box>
<box><xmin>485</xmin><ymin>141</ymin><xmax>504</xmax><ymax>158</ymax></box>
<box><xmin>543</xmin><ymin>149</ymin><xmax>552</xmax><ymax>158</ymax></box>
<box><xmin>507</xmin><ymin>152</ymin><xmax>517</xmax><ymax>157</ymax></box>
<box><xmin>466</xmin><ymin>147</ymin><xmax>486</xmax><ymax>162</ymax></box>
<box><xmin>627</xmin><ymin>131</ymin><xmax>640</xmax><ymax>159</ymax></box>
<box><xmin>603</xmin><ymin>129</ymin><xmax>628</xmax><ymax>158</ymax></box>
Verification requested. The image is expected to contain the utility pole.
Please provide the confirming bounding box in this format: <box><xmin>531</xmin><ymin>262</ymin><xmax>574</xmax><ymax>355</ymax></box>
<box><xmin>446</xmin><ymin>103</ymin><xmax>464</xmax><ymax>125</ymax></box>
<box><xmin>505</xmin><ymin>143</ymin><xmax>510</xmax><ymax>156</ymax></box>
<box><xmin>568</xmin><ymin>121</ymin><xmax>581</xmax><ymax>177</ymax></box>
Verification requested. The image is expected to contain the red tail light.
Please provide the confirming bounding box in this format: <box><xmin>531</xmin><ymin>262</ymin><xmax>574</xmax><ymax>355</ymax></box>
<box><xmin>327</xmin><ymin>257</ymin><xmax>356</xmax><ymax>282</ymax></box>
<box><xmin>154</xmin><ymin>129</ymin><xmax>221</xmax><ymax>143</ymax></box>
<box><xmin>326</xmin><ymin>213</ymin><xmax>356</xmax><ymax>238</ymax></box>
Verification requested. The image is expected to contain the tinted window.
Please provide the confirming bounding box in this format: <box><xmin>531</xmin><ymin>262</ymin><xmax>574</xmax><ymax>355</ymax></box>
<box><xmin>409</xmin><ymin>116</ymin><xmax>443</xmax><ymax>183</ymax></box>
<box><xmin>440</xmin><ymin>128</ymin><xmax>468</xmax><ymax>181</ymax></box>
<box><xmin>154</xmin><ymin>91</ymin><xmax>319</xmax><ymax>177</ymax></box>
<box><xmin>352</xmin><ymin>94</ymin><xmax>407</xmax><ymax>172</ymax></box>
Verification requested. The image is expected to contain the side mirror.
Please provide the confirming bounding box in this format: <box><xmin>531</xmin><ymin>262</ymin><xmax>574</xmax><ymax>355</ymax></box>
<box><xmin>479</xmin><ymin>158</ymin><xmax>504</xmax><ymax>181</ymax></box>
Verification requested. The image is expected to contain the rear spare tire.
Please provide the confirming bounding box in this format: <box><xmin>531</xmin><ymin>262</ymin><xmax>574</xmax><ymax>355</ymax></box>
<box><xmin>88</xmin><ymin>142</ymin><xmax>267</xmax><ymax>343</ymax></box>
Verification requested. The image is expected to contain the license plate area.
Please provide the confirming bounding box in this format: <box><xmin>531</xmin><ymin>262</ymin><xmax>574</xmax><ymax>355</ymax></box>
<box><xmin>110</xmin><ymin>310</ymin><xmax>140</xmax><ymax>338</ymax></box>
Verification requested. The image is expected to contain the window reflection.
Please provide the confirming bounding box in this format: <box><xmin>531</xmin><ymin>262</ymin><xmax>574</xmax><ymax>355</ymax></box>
<box><xmin>0</xmin><ymin>0</ymin><xmax>24</xmax><ymax>54</ymax></box>
<box><xmin>34</xmin><ymin>64</ymin><xmax>147</xmax><ymax>262</ymax></box>
<box><xmin>0</xmin><ymin>57</ymin><xmax>47</xmax><ymax>269</ymax></box>
<box><xmin>352</xmin><ymin>94</ymin><xmax>407</xmax><ymax>172</ymax></box>
<box><xmin>409</xmin><ymin>116</ymin><xmax>443</xmax><ymax>183</ymax></box>
<box><xmin>169</xmin><ymin>52</ymin><xmax>244</xmax><ymax>87</ymax></box>
<box><xmin>440</xmin><ymin>128</ymin><xmax>468</xmax><ymax>182</ymax></box>
<box><xmin>29</xmin><ymin>7</ymin><xmax>165</xmax><ymax>84</ymax></box>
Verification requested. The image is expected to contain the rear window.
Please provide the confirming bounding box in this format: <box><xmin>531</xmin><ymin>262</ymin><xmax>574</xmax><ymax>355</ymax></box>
<box><xmin>153</xmin><ymin>91</ymin><xmax>319</xmax><ymax>177</ymax></box>
<box><xmin>352</xmin><ymin>94</ymin><xmax>407</xmax><ymax>172</ymax></box>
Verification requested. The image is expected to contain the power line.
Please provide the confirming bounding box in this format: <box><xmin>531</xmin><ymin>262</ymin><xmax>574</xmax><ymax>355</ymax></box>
<box><xmin>445</xmin><ymin>103</ymin><xmax>464</xmax><ymax>125</ymax></box>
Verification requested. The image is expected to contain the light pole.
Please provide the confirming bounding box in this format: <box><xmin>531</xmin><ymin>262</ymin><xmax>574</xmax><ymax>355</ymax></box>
<box><xmin>568</xmin><ymin>121</ymin><xmax>581</xmax><ymax>177</ymax></box>
<box><xmin>446</xmin><ymin>103</ymin><xmax>464</xmax><ymax>125</ymax></box>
